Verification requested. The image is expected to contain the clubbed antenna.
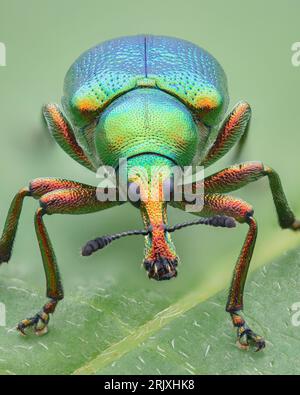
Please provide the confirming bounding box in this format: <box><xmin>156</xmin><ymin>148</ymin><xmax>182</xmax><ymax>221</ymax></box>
<box><xmin>166</xmin><ymin>215</ymin><xmax>236</xmax><ymax>232</ymax></box>
<box><xmin>81</xmin><ymin>228</ymin><xmax>150</xmax><ymax>256</ymax></box>
<box><xmin>81</xmin><ymin>215</ymin><xmax>236</xmax><ymax>257</ymax></box>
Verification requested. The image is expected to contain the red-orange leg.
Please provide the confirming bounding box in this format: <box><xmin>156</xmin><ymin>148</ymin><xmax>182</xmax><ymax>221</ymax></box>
<box><xmin>0</xmin><ymin>188</ymin><xmax>31</xmax><ymax>263</ymax></box>
<box><xmin>43</xmin><ymin>104</ymin><xmax>96</xmax><ymax>172</ymax></box>
<box><xmin>203</xmin><ymin>162</ymin><xmax>300</xmax><ymax>230</ymax></box>
<box><xmin>201</xmin><ymin>101</ymin><xmax>251</xmax><ymax>168</ymax></box>
<box><xmin>0</xmin><ymin>178</ymin><xmax>119</xmax><ymax>335</ymax></box>
<box><xmin>16</xmin><ymin>203</ymin><xmax>66</xmax><ymax>336</ymax></box>
<box><xmin>170</xmin><ymin>193</ymin><xmax>265</xmax><ymax>351</ymax></box>
<box><xmin>0</xmin><ymin>178</ymin><xmax>96</xmax><ymax>264</ymax></box>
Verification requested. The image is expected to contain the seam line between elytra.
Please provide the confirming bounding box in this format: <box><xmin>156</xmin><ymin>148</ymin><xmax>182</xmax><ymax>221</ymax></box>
<box><xmin>144</xmin><ymin>36</ymin><xmax>148</xmax><ymax>78</ymax></box>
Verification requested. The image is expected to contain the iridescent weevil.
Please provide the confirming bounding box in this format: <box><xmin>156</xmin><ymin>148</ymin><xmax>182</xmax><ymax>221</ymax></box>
<box><xmin>1</xmin><ymin>35</ymin><xmax>299</xmax><ymax>351</ymax></box>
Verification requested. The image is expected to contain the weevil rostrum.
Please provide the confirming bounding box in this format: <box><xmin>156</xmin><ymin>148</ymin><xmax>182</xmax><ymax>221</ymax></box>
<box><xmin>1</xmin><ymin>35</ymin><xmax>299</xmax><ymax>351</ymax></box>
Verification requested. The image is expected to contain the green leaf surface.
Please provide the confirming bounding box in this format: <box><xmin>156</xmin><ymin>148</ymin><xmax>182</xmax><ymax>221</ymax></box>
<box><xmin>87</xmin><ymin>248</ymin><xmax>300</xmax><ymax>376</ymax></box>
<box><xmin>1</xmin><ymin>231</ymin><xmax>300</xmax><ymax>375</ymax></box>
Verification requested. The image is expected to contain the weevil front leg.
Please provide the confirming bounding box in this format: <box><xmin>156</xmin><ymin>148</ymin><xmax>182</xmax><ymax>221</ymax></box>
<box><xmin>170</xmin><ymin>194</ymin><xmax>265</xmax><ymax>351</ymax></box>
<box><xmin>0</xmin><ymin>178</ymin><xmax>119</xmax><ymax>335</ymax></box>
<box><xmin>177</xmin><ymin>162</ymin><xmax>299</xmax><ymax>350</ymax></box>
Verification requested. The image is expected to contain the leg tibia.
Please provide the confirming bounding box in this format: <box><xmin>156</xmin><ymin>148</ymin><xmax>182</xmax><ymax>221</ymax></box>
<box><xmin>264</xmin><ymin>166</ymin><xmax>296</xmax><ymax>229</ymax></box>
<box><xmin>226</xmin><ymin>216</ymin><xmax>257</xmax><ymax>311</ymax></box>
<box><xmin>35</xmin><ymin>208</ymin><xmax>63</xmax><ymax>300</ymax></box>
<box><xmin>0</xmin><ymin>188</ymin><xmax>31</xmax><ymax>263</ymax></box>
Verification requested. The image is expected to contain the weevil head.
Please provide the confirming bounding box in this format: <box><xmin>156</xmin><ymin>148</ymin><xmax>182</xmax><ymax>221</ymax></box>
<box><xmin>121</xmin><ymin>154</ymin><xmax>179</xmax><ymax>281</ymax></box>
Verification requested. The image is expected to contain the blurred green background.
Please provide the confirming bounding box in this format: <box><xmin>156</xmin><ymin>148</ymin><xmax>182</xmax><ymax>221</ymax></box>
<box><xmin>0</xmin><ymin>0</ymin><xmax>300</xmax><ymax>374</ymax></box>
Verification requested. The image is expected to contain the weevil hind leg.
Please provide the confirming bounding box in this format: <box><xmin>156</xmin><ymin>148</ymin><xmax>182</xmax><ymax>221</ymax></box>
<box><xmin>0</xmin><ymin>188</ymin><xmax>31</xmax><ymax>264</ymax></box>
